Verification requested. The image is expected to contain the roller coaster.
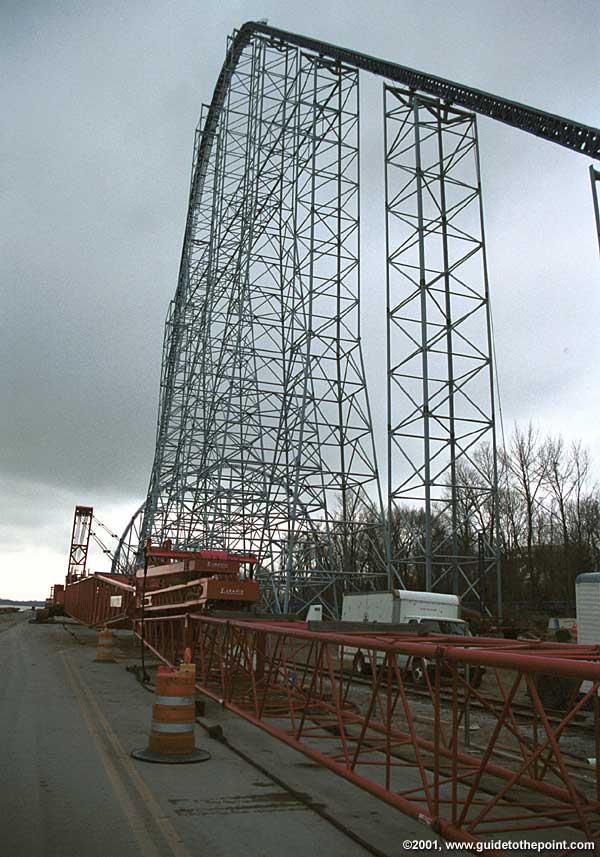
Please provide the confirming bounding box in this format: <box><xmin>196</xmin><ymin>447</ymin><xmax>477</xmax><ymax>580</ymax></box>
<box><xmin>108</xmin><ymin>21</ymin><xmax>598</xmax><ymax>618</ymax></box>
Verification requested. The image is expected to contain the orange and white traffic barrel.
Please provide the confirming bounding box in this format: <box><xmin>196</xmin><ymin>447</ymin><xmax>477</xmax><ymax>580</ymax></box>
<box><xmin>131</xmin><ymin>653</ymin><xmax>209</xmax><ymax>764</ymax></box>
<box><xmin>95</xmin><ymin>627</ymin><xmax>115</xmax><ymax>663</ymax></box>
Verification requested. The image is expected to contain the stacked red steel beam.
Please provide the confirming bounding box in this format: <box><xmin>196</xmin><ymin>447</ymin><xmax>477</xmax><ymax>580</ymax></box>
<box><xmin>135</xmin><ymin>551</ymin><xmax>259</xmax><ymax>613</ymax></box>
<box><xmin>62</xmin><ymin>548</ymin><xmax>258</xmax><ymax>626</ymax></box>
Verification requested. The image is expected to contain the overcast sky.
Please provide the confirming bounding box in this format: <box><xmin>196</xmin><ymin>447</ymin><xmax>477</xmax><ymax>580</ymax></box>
<box><xmin>2</xmin><ymin>0</ymin><xmax>599</xmax><ymax>600</ymax></box>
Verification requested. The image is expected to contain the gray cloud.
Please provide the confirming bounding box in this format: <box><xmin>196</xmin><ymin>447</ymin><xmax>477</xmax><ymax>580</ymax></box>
<box><xmin>2</xmin><ymin>0</ymin><xmax>599</xmax><ymax>597</ymax></box>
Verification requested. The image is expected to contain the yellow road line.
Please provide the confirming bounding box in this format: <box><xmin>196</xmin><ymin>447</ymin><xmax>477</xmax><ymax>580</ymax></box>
<box><xmin>60</xmin><ymin>652</ymin><xmax>162</xmax><ymax>857</ymax></box>
<box><xmin>61</xmin><ymin>652</ymin><xmax>195</xmax><ymax>857</ymax></box>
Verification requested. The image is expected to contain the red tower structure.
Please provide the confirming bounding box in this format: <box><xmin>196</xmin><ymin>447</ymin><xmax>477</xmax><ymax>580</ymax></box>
<box><xmin>66</xmin><ymin>505</ymin><xmax>93</xmax><ymax>583</ymax></box>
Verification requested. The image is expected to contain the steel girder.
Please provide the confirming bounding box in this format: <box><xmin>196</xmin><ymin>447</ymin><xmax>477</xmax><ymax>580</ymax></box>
<box><xmin>384</xmin><ymin>87</ymin><xmax>501</xmax><ymax>613</ymax></box>
<box><xmin>241</xmin><ymin>23</ymin><xmax>600</xmax><ymax>160</ymax></box>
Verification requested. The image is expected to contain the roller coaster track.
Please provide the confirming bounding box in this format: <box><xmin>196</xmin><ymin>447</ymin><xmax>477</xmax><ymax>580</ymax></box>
<box><xmin>189</xmin><ymin>20</ymin><xmax>599</xmax><ymax>287</ymax></box>
<box><xmin>201</xmin><ymin>20</ymin><xmax>600</xmax><ymax>194</ymax></box>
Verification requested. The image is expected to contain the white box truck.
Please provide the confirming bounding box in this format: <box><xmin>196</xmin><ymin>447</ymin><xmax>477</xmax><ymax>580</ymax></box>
<box><xmin>341</xmin><ymin>590</ymin><xmax>470</xmax><ymax>683</ymax></box>
<box><xmin>576</xmin><ymin>573</ymin><xmax>600</xmax><ymax>645</ymax></box>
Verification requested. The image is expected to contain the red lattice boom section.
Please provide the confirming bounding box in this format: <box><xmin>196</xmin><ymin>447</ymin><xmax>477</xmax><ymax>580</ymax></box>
<box><xmin>139</xmin><ymin>614</ymin><xmax>600</xmax><ymax>853</ymax></box>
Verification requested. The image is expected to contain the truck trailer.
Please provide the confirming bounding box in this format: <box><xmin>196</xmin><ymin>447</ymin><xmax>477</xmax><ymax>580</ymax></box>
<box><xmin>340</xmin><ymin>590</ymin><xmax>471</xmax><ymax>683</ymax></box>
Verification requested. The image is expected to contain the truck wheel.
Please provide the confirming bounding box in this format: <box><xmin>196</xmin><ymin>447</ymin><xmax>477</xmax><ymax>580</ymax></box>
<box><xmin>470</xmin><ymin>666</ymin><xmax>484</xmax><ymax>690</ymax></box>
<box><xmin>532</xmin><ymin>674</ymin><xmax>579</xmax><ymax>711</ymax></box>
<box><xmin>410</xmin><ymin>658</ymin><xmax>428</xmax><ymax>687</ymax></box>
<box><xmin>356</xmin><ymin>652</ymin><xmax>372</xmax><ymax>676</ymax></box>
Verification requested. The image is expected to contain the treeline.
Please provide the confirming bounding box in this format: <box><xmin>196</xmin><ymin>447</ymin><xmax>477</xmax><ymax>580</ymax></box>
<box><xmin>489</xmin><ymin>424</ymin><xmax>599</xmax><ymax>605</ymax></box>
<box><xmin>297</xmin><ymin>424</ymin><xmax>600</xmax><ymax>615</ymax></box>
<box><xmin>435</xmin><ymin>423</ymin><xmax>599</xmax><ymax>607</ymax></box>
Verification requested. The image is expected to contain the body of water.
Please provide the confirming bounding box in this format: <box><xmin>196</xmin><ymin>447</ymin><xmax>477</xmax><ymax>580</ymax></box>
<box><xmin>0</xmin><ymin>603</ymin><xmax>38</xmax><ymax>612</ymax></box>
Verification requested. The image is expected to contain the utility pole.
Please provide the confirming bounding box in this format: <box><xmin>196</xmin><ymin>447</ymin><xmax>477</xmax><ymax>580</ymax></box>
<box><xmin>590</xmin><ymin>165</ymin><xmax>600</xmax><ymax>257</ymax></box>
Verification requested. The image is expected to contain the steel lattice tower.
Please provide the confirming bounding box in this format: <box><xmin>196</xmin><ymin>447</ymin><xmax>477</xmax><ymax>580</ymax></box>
<box><xmin>384</xmin><ymin>87</ymin><xmax>500</xmax><ymax>611</ymax></box>
<box><xmin>136</xmin><ymin>34</ymin><xmax>389</xmax><ymax>616</ymax></box>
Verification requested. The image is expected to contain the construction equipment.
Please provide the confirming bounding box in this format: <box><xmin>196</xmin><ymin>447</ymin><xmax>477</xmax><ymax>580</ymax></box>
<box><xmin>59</xmin><ymin>519</ymin><xmax>260</xmax><ymax>625</ymax></box>
<box><xmin>94</xmin><ymin>627</ymin><xmax>115</xmax><ymax>663</ymax></box>
<box><xmin>138</xmin><ymin>541</ymin><xmax>259</xmax><ymax>615</ymax></box>
<box><xmin>131</xmin><ymin>649</ymin><xmax>210</xmax><ymax>764</ymax></box>
<box><xmin>139</xmin><ymin>612</ymin><xmax>600</xmax><ymax>847</ymax></box>
<box><xmin>66</xmin><ymin>506</ymin><xmax>93</xmax><ymax>584</ymax></box>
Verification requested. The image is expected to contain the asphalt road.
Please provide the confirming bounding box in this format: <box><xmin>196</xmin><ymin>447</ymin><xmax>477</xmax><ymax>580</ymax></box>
<box><xmin>0</xmin><ymin>615</ymin><xmax>441</xmax><ymax>857</ymax></box>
